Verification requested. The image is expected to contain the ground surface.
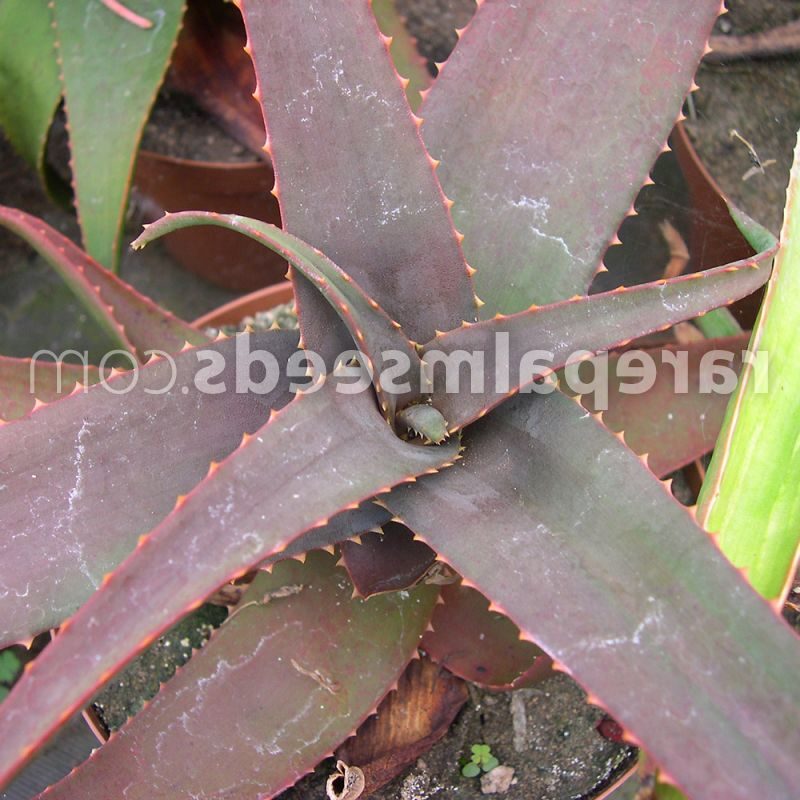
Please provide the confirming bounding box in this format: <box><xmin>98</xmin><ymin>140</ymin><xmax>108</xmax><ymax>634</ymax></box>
<box><xmin>1</xmin><ymin>1</ymin><xmax>798</xmax><ymax>798</ymax></box>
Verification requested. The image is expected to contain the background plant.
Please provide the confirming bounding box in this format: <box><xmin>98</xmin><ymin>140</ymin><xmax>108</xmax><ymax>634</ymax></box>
<box><xmin>0</xmin><ymin>0</ymin><xmax>183</xmax><ymax>270</ymax></box>
<box><xmin>461</xmin><ymin>743</ymin><xmax>499</xmax><ymax>778</ymax></box>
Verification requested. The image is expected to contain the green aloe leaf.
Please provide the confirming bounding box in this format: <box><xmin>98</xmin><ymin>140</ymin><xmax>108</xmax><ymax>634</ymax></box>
<box><xmin>0</xmin><ymin>376</ymin><xmax>459</xmax><ymax>786</ymax></box>
<box><xmin>386</xmin><ymin>390</ymin><xmax>800</xmax><ymax>800</ymax></box>
<box><xmin>0</xmin><ymin>0</ymin><xmax>61</xmax><ymax>182</ymax></box>
<box><xmin>35</xmin><ymin>551</ymin><xmax>437</xmax><ymax>799</ymax></box>
<box><xmin>239</xmin><ymin>0</ymin><xmax>475</xmax><ymax>360</ymax></box>
<box><xmin>697</xmin><ymin>132</ymin><xmax>800</xmax><ymax>603</ymax></box>
<box><xmin>51</xmin><ymin>0</ymin><xmax>184</xmax><ymax>270</ymax></box>
<box><xmin>420</xmin><ymin>0</ymin><xmax>721</xmax><ymax>315</ymax></box>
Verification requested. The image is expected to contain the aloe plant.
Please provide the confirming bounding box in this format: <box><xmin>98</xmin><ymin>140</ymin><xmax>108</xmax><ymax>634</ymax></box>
<box><xmin>0</xmin><ymin>2</ymin><xmax>799</xmax><ymax>799</ymax></box>
<box><xmin>0</xmin><ymin>0</ymin><xmax>184</xmax><ymax>270</ymax></box>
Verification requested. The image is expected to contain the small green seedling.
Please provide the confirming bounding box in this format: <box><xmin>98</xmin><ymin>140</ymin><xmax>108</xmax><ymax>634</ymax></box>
<box><xmin>0</xmin><ymin>650</ymin><xmax>21</xmax><ymax>703</ymax></box>
<box><xmin>461</xmin><ymin>743</ymin><xmax>500</xmax><ymax>778</ymax></box>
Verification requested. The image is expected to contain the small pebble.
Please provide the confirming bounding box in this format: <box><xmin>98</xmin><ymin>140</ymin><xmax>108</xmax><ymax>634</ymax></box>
<box><xmin>480</xmin><ymin>765</ymin><xmax>516</xmax><ymax>795</ymax></box>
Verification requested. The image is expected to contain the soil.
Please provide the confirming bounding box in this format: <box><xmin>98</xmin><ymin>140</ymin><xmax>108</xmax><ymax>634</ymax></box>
<box><xmin>140</xmin><ymin>88</ymin><xmax>257</xmax><ymax>163</ymax></box>
<box><xmin>90</xmin><ymin>604</ymin><xmax>227</xmax><ymax>734</ymax></box>
<box><xmin>395</xmin><ymin>0</ymin><xmax>474</xmax><ymax>69</ymax></box>
<box><xmin>685</xmin><ymin>0</ymin><xmax>800</xmax><ymax>234</ymax></box>
<box><xmin>1</xmin><ymin>1</ymin><xmax>798</xmax><ymax>799</ymax></box>
<box><xmin>280</xmin><ymin>676</ymin><xmax>634</xmax><ymax>800</ymax></box>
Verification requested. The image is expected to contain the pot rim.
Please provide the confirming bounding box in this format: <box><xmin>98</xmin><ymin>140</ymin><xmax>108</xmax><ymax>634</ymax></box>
<box><xmin>137</xmin><ymin>147</ymin><xmax>270</xmax><ymax>175</ymax></box>
<box><xmin>192</xmin><ymin>281</ymin><xmax>294</xmax><ymax>329</ymax></box>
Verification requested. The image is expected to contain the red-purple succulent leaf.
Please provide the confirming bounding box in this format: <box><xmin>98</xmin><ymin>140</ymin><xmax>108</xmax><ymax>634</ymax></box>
<box><xmin>0</xmin><ymin>331</ymin><xmax>299</xmax><ymax>648</ymax></box>
<box><xmin>36</xmin><ymin>551</ymin><xmax>437</xmax><ymax>800</ymax></box>
<box><xmin>420</xmin><ymin>0</ymin><xmax>721</xmax><ymax>316</ymax></box>
<box><xmin>340</xmin><ymin>521</ymin><xmax>436</xmax><ymax>598</ymax></box>
<box><xmin>239</xmin><ymin>0</ymin><xmax>475</xmax><ymax>360</ymax></box>
<box><xmin>51</xmin><ymin>0</ymin><xmax>184</xmax><ymax>270</ymax></box>
<box><xmin>422</xmin><ymin>582</ymin><xmax>551</xmax><ymax>690</ymax></box>
<box><xmin>574</xmin><ymin>335</ymin><xmax>751</xmax><ymax>478</ymax></box>
<box><xmin>0</xmin><ymin>207</ymin><xmax>207</xmax><ymax>360</ymax></box>
<box><xmin>167</xmin><ymin>0</ymin><xmax>265</xmax><ymax>156</ymax></box>
<box><xmin>0</xmin><ymin>356</ymin><xmax>101</xmax><ymax>420</ymax></box>
<box><xmin>133</xmin><ymin>211</ymin><xmax>422</xmax><ymax>418</ymax></box>
<box><xmin>386</xmin><ymin>390</ymin><xmax>800</xmax><ymax>800</ymax></box>
<box><xmin>427</xmin><ymin>243</ymin><xmax>776</xmax><ymax>431</ymax></box>
<box><xmin>0</xmin><ymin>378</ymin><xmax>459</xmax><ymax>787</ymax></box>
<box><xmin>273</xmin><ymin>502</ymin><xmax>393</xmax><ymax>565</ymax></box>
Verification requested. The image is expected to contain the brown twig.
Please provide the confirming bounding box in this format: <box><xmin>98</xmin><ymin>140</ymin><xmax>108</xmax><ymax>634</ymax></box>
<box><xmin>706</xmin><ymin>19</ymin><xmax>800</xmax><ymax>63</ymax></box>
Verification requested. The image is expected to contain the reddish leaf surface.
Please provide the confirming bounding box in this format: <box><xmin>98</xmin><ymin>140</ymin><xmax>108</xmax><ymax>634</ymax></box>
<box><xmin>422</xmin><ymin>582</ymin><xmax>551</xmax><ymax>690</ymax></box>
<box><xmin>576</xmin><ymin>335</ymin><xmax>751</xmax><ymax>478</ymax></box>
<box><xmin>340</xmin><ymin>521</ymin><xmax>436</xmax><ymax>598</ymax></box>
<box><xmin>39</xmin><ymin>551</ymin><xmax>438</xmax><ymax>799</ymax></box>
<box><xmin>0</xmin><ymin>331</ymin><xmax>298</xmax><ymax>647</ymax></box>
<box><xmin>0</xmin><ymin>356</ymin><xmax>101</xmax><ymax>420</ymax></box>
<box><xmin>387</xmin><ymin>391</ymin><xmax>800</xmax><ymax>800</ymax></box>
<box><xmin>420</xmin><ymin>0</ymin><xmax>721</xmax><ymax>315</ymax></box>
<box><xmin>239</xmin><ymin>0</ymin><xmax>475</xmax><ymax>359</ymax></box>
<box><xmin>134</xmin><ymin>211</ymin><xmax>423</xmax><ymax>418</ymax></box>
<box><xmin>0</xmin><ymin>377</ymin><xmax>459</xmax><ymax>787</ymax></box>
<box><xmin>425</xmin><ymin>241</ymin><xmax>775</xmax><ymax>431</ymax></box>
<box><xmin>167</xmin><ymin>0</ymin><xmax>265</xmax><ymax>155</ymax></box>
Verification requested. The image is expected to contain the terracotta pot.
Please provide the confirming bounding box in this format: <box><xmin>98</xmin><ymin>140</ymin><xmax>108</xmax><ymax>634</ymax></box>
<box><xmin>134</xmin><ymin>150</ymin><xmax>285</xmax><ymax>292</ymax></box>
<box><xmin>671</xmin><ymin>122</ymin><xmax>763</xmax><ymax>327</ymax></box>
<box><xmin>192</xmin><ymin>281</ymin><xmax>294</xmax><ymax>329</ymax></box>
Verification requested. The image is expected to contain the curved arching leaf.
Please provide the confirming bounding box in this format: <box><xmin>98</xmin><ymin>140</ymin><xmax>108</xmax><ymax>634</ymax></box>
<box><xmin>0</xmin><ymin>207</ymin><xmax>207</xmax><ymax>359</ymax></box>
<box><xmin>133</xmin><ymin>211</ymin><xmax>422</xmax><ymax>417</ymax></box>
